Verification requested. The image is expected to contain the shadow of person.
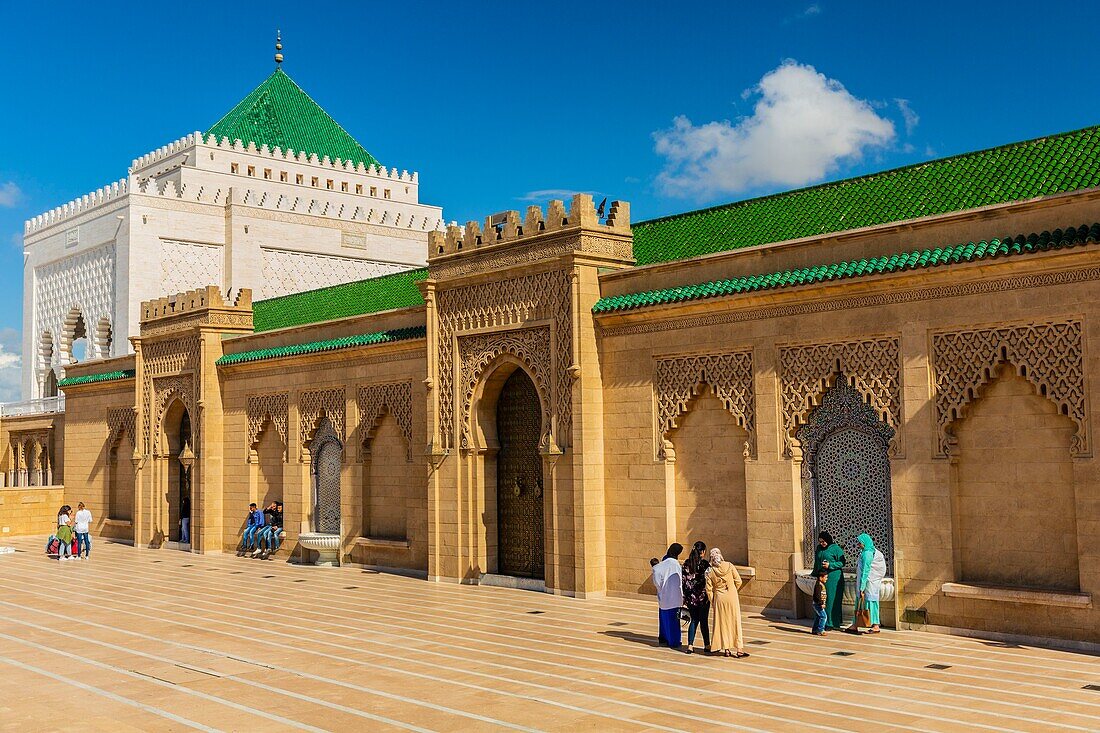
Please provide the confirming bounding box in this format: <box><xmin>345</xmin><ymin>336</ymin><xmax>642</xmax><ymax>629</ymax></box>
<box><xmin>600</xmin><ymin>630</ymin><xmax>661</xmax><ymax>648</ymax></box>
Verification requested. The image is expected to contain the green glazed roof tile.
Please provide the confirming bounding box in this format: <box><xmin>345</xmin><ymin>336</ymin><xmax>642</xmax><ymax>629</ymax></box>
<box><xmin>217</xmin><ymin>327</ymin><xmax>426</xmax><ymax>367</ymax></box>
<box><xmin>252</xmin><ymin>268</ymin><xmax>428</xmax><ymax>332</ymax></box>
<box><xmin>57</xmin><ymin>369</ymin><xmax>136</xmax><ymax>388</ymax></box>
<box><xmin>593</xmin><ymin>223</ymin><xmax>1100</xmax><ymax>314</ymax></box>
<box><xmin>206</xmin><ymin>69</ymin><xmax>380</xmax><ymax>168</ymax></box>
<box><xmin>632</xmin><ymin>126</ymin><xmax>1100</xmax><ymax>265</ymax></box>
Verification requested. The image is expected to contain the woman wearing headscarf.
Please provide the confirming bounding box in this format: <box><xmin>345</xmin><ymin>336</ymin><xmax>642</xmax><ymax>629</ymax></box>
<box><xmin>848</xmin><ymin>533</ymin><xmax>887</xmax><ymax>634</ymax></box>
<box><xmin>812</xmin><ymin>531</ymin><xmax>846</xmax><ymax>630</ymax></box>
<box><xmin>705</xmin><ymin>547</ymin><xmax>747</xmax><ymax>658</ymax></box>
<box><xmin>681</xmin><ymin>541</ymin><xmax>710</xmax><ymax>654</ymax></box>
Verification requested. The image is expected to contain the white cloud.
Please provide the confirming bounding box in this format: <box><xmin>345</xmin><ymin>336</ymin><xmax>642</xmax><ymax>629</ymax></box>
<box><xmin>800</xmin><ymin>4</ymin><xmax>822</xmax><ymax>17</ymax></box>
<box><xmin>653</xmin><ymin>60</ymin><xmax>895</xmax><ymax>199</ymax></box>
<box><xmin>0</xmin><ymin>327</ymin><xmax>22</xmax><ymax>403</ymax></box>
<box><xmin>896</xmin><ymin>98</ymin><xmax>919</xmax><ymax>135</ymax></box>
<box><xmin>515</xmin><ymin>189</ymin><xmax>598</xmax><ymax>203</ymax></box>
<box><xmin>0</xmin><ymin>182</ymin><xmax>22</xmax><ymax>208</ymax></box>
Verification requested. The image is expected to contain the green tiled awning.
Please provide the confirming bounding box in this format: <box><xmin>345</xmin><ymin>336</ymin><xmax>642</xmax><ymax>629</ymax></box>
<box><xmin>594</xmin><ymin>224</ymin><xmax>1100</xmax><ymax>314</ymax></box>
<box><xmin>57</xmin><ymin>369</ymin><xmax>136</xmax><ymax>388</ymax></box>
<box><xmin>252</xmin><ymin>269</ymin><xmax>427</xmax><ymax>333</ymax></box>
<box><xmin>633</xmin><ymin>126</ymin><xmax>1100</xmax><ymax>265</ymax></box>
<box><xmin>206</xmin><ymin>68</ymin><xmax>380</xmax><ymax>168</ymax></box>
<box><xmin>217</xmin><ymin>327</ymin><xmax>426</xmax><ymax>366</ymax></box>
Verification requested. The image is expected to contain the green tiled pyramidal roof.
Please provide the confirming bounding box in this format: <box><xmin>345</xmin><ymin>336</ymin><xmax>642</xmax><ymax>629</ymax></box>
<box><xmin>206</xmin><ymin>68</ymin><xmax>381</xmax><ymax>168</ymax></box>
<box><xmin>633</xmin><ymin>126</ymin><xmax>1100</xmax><ymax>266</ymax></box>
<box><xmin>57</xmin><ymin>369</ymin><xmax>136</xmax><ymax>388</ymax></box>
<box><xmin>218</xmin><ymin>327</ymin><xmax>426</xmax><ymax>366</ymax></box>
<box><xmin>252</xmin><ymin>268</ymin><xmax>428</xmax><ymax>332</ymax></box>
<box><xmin>595</xmin><ymin>224</ymin><xmax>1100</xmax><ymax>313</ymax></box>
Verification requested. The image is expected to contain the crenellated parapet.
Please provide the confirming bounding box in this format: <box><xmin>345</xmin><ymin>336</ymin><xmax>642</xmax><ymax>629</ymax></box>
<box><xmin>140</xmin><ymin>285</ymin><xmax>253</xmax><ymax>338</ymax></box>
<box><xmin>24</xmin><ymin>178</ymin><xmax>129</xmax><ymax>234</ymax></box>
<box><xmin>427</xmin><ymin>193</ymin><xmax>631</xmax><ymax>267</ymax></box>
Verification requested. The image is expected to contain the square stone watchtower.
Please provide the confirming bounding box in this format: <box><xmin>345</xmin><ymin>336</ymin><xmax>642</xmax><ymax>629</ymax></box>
<box><xmin>421</xmin><ymin>194</ymin><xmax>633</xmax><ymax>597</ymax></box>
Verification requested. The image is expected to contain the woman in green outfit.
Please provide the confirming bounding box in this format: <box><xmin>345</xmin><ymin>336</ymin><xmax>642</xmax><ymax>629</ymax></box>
<box><xmin>812</xmin><ymin>531</ymin><xmax>846</xmax><ymax>630</ymax></box>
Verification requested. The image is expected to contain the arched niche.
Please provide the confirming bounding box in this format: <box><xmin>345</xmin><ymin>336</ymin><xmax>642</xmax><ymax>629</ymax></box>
<box><xmin>310</xmin><ymin>416</ymin><xmax>343</xmax><ymax>535</ymax></box>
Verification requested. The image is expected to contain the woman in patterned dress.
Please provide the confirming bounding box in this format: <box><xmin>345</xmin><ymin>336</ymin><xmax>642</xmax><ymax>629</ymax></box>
<box><xmin>681</xmin><ymin>541</ymin><xmax>710</xmax><ymax>654</ymax></box>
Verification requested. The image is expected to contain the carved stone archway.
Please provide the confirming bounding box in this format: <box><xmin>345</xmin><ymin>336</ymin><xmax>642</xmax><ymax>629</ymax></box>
<box><xmin>796</xmin><ymin>379</ymin><xmax>895</xmax><ymax>573</ymax></box>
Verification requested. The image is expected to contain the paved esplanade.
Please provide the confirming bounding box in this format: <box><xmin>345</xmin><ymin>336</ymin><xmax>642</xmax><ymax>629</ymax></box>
<box><xmin>0</xmin><ymin>539</ymin><xmax>1097</xmax><ymax>731</ymax></box>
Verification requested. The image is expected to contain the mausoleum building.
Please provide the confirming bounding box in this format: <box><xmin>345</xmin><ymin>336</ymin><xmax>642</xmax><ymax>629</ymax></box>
<box><xmin>4</xmin><ymin>63</ymin><xmax>1100</xmax><ymax>648</ymax></box>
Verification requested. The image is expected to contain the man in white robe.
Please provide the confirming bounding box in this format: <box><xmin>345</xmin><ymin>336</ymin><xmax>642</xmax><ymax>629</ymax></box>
<box><xmin>651</xmin><ymin>543</ymin><xmax>684</xmax><ymax>648</ymax></box>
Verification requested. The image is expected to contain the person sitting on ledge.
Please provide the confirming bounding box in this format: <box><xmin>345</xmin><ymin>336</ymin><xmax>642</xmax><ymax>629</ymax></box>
<box><xmin>239</xmin><ymin>503</ymin><xmax>264</xmax><ymax>556</ymax></box>
<box><xmin>254</xmin><ymin>501</ymin><xmax>284</xmax><ymax>559</ymax></box>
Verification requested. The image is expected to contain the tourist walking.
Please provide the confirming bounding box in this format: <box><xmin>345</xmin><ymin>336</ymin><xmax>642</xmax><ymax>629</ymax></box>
<box><xmin>681</xmin><ymin>541</ymin><xmax>711</xmax><ymax>654</ymax></box>
<box><xmin>706</xmin><ymin>547</ymin><xmax>747</xmax><ymax>658</ymax></box>
<box><xmin>651</xmin><ymin>543</ymin><xmax>684</xmax><ymax>649</ymax></box>
<box><xmin>848</xmin><ymin>533</ymin><xmax>887</xmax><ymax>635</ymax></box>
<box><xmin>812</xmin><ymin>531</ymin><xmax>846</xmax><ymax>630</ymax></box>
<box><xmin>811</xmin><ymin>570</ymin><xmax>829</xmax><ymax>636</ymax></box>
<box><xmin>73</xmin><ymin>502</ymin><xmax>92</xmax><ymax>559</ymax></box>
<box><xmin>56</xmin><ymin>505</ymin><xmax>74</xmax><ymax>562</ymax></box>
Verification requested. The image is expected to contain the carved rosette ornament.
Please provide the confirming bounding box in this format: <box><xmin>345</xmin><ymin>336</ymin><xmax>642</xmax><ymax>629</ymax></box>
<box><xmin>358</xmin><ymin>381</ymin><xmax>414</xmax><ymax>461</ymax></box>
<box><xmin>932</xmin><ymin>319</ymin><xmax>1088</xmax><ymax>458</ymax></box>
<box><xmin>299</xmin><ymin>388</ymin><xmax>346</xmax><ymax>460</ymax></box>
<box><xmin>437</xmin><ymin>269</ymin><xmax>572</xmax><ymax>450</ymax></box>
<box><xmin>655</xmin><ymin>350</ymin><xmax>756</xmax><ymax>459</ymax></box>
<box><xmin>247</xmin><ymin>393</ymin><xmax>289</xmax><ymax>458</ymax></box>
<box><xmin>779</xmin><ymin>337</ymin><xmax>902</xmax><ymax>459</ymax></box>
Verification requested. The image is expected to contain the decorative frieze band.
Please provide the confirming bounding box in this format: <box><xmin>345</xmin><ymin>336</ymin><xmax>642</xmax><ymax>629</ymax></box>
<box><xmin>655</xmin><ymin>350</ymin><xmax>756</xmax><ymax>459</ymax></box>
<box><xmin>358</xmin><ymin>381</ymin><xmax>414</xmax><ymax>461</ymax></box>
<box><xmin>932</xmin><ymin>319</ymin><xmax>1088</xmax><ymax>457</ymax></box>
<box><xmin>779</xmin><ymin>337</ymin><xmax>902</xmax><ymax>459</ymax></box>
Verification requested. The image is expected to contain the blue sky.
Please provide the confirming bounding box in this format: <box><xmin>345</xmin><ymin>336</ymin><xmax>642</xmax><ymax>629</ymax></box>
<box><xmin>0</xmin><ymin>1</ymin><xmax>1099</xmax><ymax>399</ymax></box>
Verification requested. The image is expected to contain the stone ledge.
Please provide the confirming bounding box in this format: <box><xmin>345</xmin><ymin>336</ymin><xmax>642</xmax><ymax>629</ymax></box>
<box><xmin>941</xmin><ymin>582</ymin><xmax>1092</xmax><ymax>609</ymax></box>
<box><xmin>102</xmin><ymin>519</ymin><xmax>133</xmax><ymax>528</ymax></box>
<box><xmin>354</xmin><ymin>536</ymin><xmax>411</xmax><ymax>550</ymax></box>
<box><xmin>737</xmin><ymin>565</ymin><xmax>757</xmax><ymax>580</ymax></box>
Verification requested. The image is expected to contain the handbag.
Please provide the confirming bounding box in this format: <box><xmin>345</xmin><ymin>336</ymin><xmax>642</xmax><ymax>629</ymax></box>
<box><xmin>855</xmin><ymin>596</ymin><xmax>871</xmax><ymax>628</ymax></box>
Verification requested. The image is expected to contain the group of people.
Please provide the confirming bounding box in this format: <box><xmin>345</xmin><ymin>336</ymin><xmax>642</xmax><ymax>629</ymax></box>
<box><xmin>650</xmin><ymin>541</ymin><xmax>749</xmax><ymax>658</ymax></box>
<box><xmin>651</xmin><ymin>530</ymin><xmax>888</xmax><ymax>652</ymax></box>
<box><xmin>49</xmin><ymin>503</ymin><xmax>93</xmax><ymax>561</ymax></box>
<box><xmin>237</xmin><ymin>501</ymin><xmax>284</xmax><ymax>558</ymax></box>
<box><xmin>811</xmin><ymin>530</ymin><xmax>887</xmax><ymax>635</ymax></box>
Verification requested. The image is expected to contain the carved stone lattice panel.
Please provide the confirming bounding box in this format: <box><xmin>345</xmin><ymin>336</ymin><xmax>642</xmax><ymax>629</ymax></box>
<box><xmin>358</xmin><ymin>381</ymin><xmax>414</xmax><ymax>461</ymax></box>
<box><xmin>140</xmin><ymin>335</ymin><xmax>199</xmax><ymax>453</ymax></box>
<box><xmin>797</xmin><ymin>382</ymin><xmax>896</xmax><ymax>572</ymax></box>
<box><xmin>932</xmin><ymin>320</ymin><xmax>1088</xmax><ymax>457</ymax></box>
<box><xmin>310</xmin><ymin>418</ymin><xmax>343</xmax><ymax>534</ymax></box>
<box><xmin>247</xmin><ymin>393</ymin><xmax>289</xmax><ymax>454</ymax></box>
<box><xmin>779</xmin><ymin>337</ymin><xmax>902</xmax><ymax>459</ymax></box>
<box><xmin>458</xmin><ymin>327</ymin><xmax>553</xmax><ymax>451</ymax></box>
<box><xmin>437</xmin><ymin>269</ymin><xmax>571</xmax><ymax>449</ymax></box>
<box><xmin>261</xmin><ymin>248</ymin><xmax>407</xmax><ymax>299</ymax></box>
<box><xmin>655</xmin><ymin>350</ymin><xmax>756</xmax><ymax>459</ymax></box>
<box><xmin>299</xmin><ymin>388</ymin><xmax>346</xmax><ymax>459</ymax></box>
<box><xmin>152</xmin><ymin>375</ymin><xmax>196</xmax><ymax>456</ymax></box>
<box><xmin>107</xmin><ymin>407</ymin><xmax>136</xmax><ymax>448</ymax></box>
<box><xmin>34</xmin><ymin>243</ymin><xmax>115</xmax><ymax>372</ymax></box>
<box><xmin>161</xmin><ymin>240</ymin><xmax>223</xmax><ymax>295</ymax></box>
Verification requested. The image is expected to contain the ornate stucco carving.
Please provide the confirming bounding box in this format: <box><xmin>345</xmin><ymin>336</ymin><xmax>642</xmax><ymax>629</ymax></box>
<box><xmin>260</xmin><ymin>248</ymin><xmax>407</xmax><ymax>300</ymax></box>
<box><xmin>437</xmin><ymin>269</ymin><xmax>572</xmax><ymax>449</ymax></box>
<box><xmin>141</xmin><ymin>335</ymin><xmax>200</xmax><ymax>453</ymax></box>
<box><xmin>247</xmin><ymin>392</ymin><xmax>289</xmax><ymax>454</ymax></box>
<box><xmin>457</xmin><ymin>327</ymin><xmax>553</xmax><ymax>450</ymax></box>
<box><xmin>161</xmin><ymin>240</ymin><xmax>223</xmax><ymax>295</ymax></box>
<box><xmin>34</xmin><ymin>243</ymin><xmax>115</xmax><ymax>373</ymax></box>
<box><xmin>932</xmin><ymin>319</ymin><xmax>1088</xmax><ymax>457</ymax></box>
<box><xmin>779</xmin><ymin>337</ymin><xmax>902</xmax><ymax>459</ymax></box>
<box><xmin>151</xmin><ymin>375</ymin><xmax>195</xmax><ymax>455</ymax></box>
<box><xmin>655</xmin><ymin>350</ymin><xmax>756</xmax><ymax>459</ymax></box>
<box><xmin>358</xmin><ymin>381</ymin><xmax>414</xmax><ymax>461</ymax></box>
<box><xmin>107</xmin><ymin>407</ymin><xmax>137</xmax><ymax>448</ymax></box>
<box><xmin>599</xmin><ymin>266</ymin><xmax>1100</xmax><ymax>337</ymax></box>
<box><xmin>299</xmin><ymin>388</ymin><xmax>346</xmax><ymax>458</ymax></box>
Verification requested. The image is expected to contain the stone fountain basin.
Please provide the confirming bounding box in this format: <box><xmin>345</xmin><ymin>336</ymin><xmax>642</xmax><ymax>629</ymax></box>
<box><xmin>794</xmin><ymin>570</ymin><xmax>896</xmax><ymax>603</ymax></box>
<box><xmin>298</xmin><ymin>532</ymin><xmax>341</xmax><ymax>566</ymax></box>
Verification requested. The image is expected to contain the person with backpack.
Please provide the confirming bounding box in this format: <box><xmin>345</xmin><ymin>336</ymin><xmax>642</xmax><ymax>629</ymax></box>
<box><xmin>55</xmin><ymin>505</ymin><xmax>74</xmax><ymax>562</ymax></box>
<box><xmin>73</xmin><ymin>502</ymin><xmax>93</xmax><ymax>559</ymax></box>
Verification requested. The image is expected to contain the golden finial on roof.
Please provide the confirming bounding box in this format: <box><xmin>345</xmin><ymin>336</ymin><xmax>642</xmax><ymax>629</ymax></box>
<box><xmin>274</xmin><ymin>30</ymin><xmax>284</xmax><ymax>66</ymax></box>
